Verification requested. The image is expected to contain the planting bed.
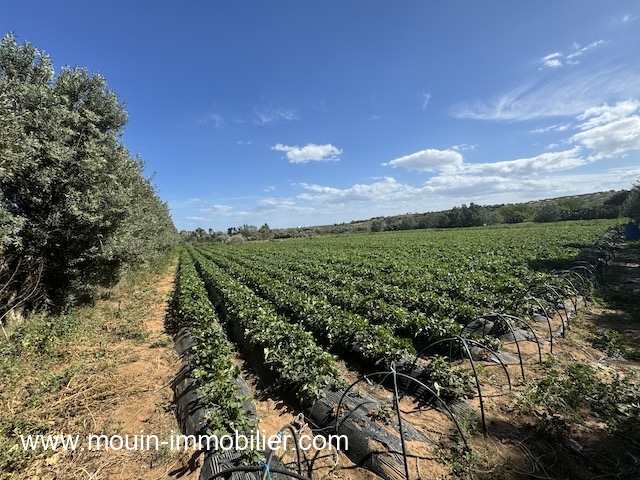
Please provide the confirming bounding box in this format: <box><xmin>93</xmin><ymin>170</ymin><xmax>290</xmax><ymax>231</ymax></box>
<box><xmin>171</xmin><ymin>220</ymin><xmax>624</xmax><ymax>479</ymax></box>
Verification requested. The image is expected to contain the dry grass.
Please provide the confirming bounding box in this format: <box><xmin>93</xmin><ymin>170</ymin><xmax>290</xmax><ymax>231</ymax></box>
<box><xmin>0</xmin><ymin>255</ymin><xmax>194</xmax><ymax>480</ymax></box>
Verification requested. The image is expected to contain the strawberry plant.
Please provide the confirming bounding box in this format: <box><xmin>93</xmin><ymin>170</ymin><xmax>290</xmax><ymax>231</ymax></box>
<box><xmin>169</xmin><ymin>252</ymin><xmax>255</xmax><ymax>436</ymax></box>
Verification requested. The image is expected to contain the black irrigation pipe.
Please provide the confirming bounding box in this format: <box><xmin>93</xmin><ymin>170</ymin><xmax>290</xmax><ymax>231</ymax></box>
<box><xmin>391</xmin><ymin>365</ymin><xmax>411</xmax><ymax>480</ymax></box>
<box><xmin>568</xmin><ymin>265</ymin><xmax>597</xmax><ymax>293</ymax></box>
<box><xmin>333</xmin><ymin>367</ymin><xmax>471</xmax><ymax>476</ymax></box>
<box><xmin>410</xmin><ymin>336</ymin><xmax>512</xmax><ymax>394</ymax></box>
<box><xmin>412</xmin><ymin>335</ymin><xmax>512</xmax><ymax>433</ymax></box>
<box><xmin>541</xmin><ymin>283</ymin><xmax>568</xmax><ymax>337</ymax></box>
<box><xmin>204</xmin><ymin>464</ymin><xmax>311</xmax><ymax>480</ymax></box>
<box><xmin>497</xmin><ymin>313</ymin><xmax>543</xmax><ymax>364</ymax></box>
<box><xmin>553</xmin><ymin>274</ymin><xmax>578</xmax><ymax>314</ymax></box>
<box><xmin>498</xmin><ymin>313</ymin><xmax>542</xmax><ymax>366</ymax></box>
<box><xmin>570</xmin><ymin>261</ymin><xmax>597</xmax><ymax>278</ymax></box>
<box><xmin>462</xmin><ymin>313</ymin><xmax>524</xmax><ymax>380</ymax></box>
<box><xmin>463</xmin><ymin>313</ymin><xmax>528</xmax><ymax>382</ymax></box>
<box><xmin>526</xmin><ymin>296</ymin><xmax>554</xmax><ymax>354</ymax></box>
<box><xmin>560</xmin><ymin>269</ymin><xmax>591</xmax><ymax>306</ymax></box>
<box><xmin>569</xmin><ymin>262</ymin><xmax>599</xmax><ymax>289</ymax></box>
<box><xmin>263</xmin><ymin>419</ymin><xmax>305</xmax><ymax>479</ymax></box>
<box><xmin>452</xmin><ymin>337</ymin><xmax>484</xmax><ymax>432</ymax></box>
<box><xmin>579</xmin><ymin>259</ymin><xmax>606</xmax><ymax>285</ymax></box>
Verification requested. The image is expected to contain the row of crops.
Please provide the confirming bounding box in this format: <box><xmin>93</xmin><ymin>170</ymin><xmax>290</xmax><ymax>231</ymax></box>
<box><xmin>170</xmin><ymin>220</ymin><xmax>618</xmax><ymax>476</ymax></box>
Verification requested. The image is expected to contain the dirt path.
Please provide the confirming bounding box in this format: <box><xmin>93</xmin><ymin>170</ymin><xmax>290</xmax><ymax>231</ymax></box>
<box><xmin>15</xmin><ymin>259</ymin><xmax>200</xmax><ymax>480</ymax></box>
<box><xmin>98</xmin><ymin>262</ymin><xmax>191</xmax><ymax>480</ymax></box>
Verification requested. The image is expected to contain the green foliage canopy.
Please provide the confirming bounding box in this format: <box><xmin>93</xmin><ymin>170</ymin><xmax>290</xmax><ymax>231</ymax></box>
<box><xmin>0</xmin><ymin>34</ymin><xmax>177</xmax><ymax>311</ymax></box>
<box><xmin>622</xmin><ymin>182</ymin><xmax>640</xmax><ymax>221</ymax></box>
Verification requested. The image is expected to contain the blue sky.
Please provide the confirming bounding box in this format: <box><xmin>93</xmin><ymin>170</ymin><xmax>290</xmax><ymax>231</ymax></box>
<box><xmin>3</xmin><ymin>1</ymin><xmax>640</xmax><ymax>231</ymax></box>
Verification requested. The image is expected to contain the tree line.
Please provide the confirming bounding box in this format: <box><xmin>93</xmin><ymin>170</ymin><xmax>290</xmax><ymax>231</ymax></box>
<box><xmin>0</xmin><ymin>34</ymin><xmax>178</xmax><ymax>319</ymax></box>
<box><xmin>182</xmin><ymin>187</ymin><xmax>639</xmax><ymax>242</ymax></box>
<box><xmin>372</xmin><ymin>191</ymin><xmax>636</xmax><ymax>232</ymax></box>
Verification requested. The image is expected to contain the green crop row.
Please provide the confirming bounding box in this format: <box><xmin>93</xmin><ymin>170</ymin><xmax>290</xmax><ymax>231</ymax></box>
<box><xmin>205</xmin><ymin>221</ymin><xmax>614</xmax><ymax>328</ymax></box>
<box><xmin>195</xmin><ymin>247</ymin><xmax>414</xmax><ymax>368</ymax></box>
<box><xmin>208</xmin><ymin>246</ymin><xmax>463</xmax><ymax>342</ymax></box>
<box><xmin>169</xmin><ymin>252</ymin><xmax>254</xmax><ymax>436</ymax></box>
<box><xmin>190</xmin><ymin>251</ymin><xmax>340</xmax><ymax>401</ymax></box>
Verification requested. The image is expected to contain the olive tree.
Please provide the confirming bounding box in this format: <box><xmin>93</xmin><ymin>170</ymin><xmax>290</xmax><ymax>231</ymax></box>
<box><xmin>0</xmin><ymin>34</ymin><xmax>177</xmax><ymax>312</ymax></box>
<box><xmin>622</xmin><ymin>183</ymin><xmax>640</xmax><ymax>221</ymax></box>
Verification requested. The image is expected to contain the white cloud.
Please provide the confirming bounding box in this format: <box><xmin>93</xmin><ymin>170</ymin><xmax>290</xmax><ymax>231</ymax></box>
<box><xmin>451</xmin><ymin>64</ymin><xmax>640</xmax><ymax>121</ymax></box>
<box><xmin>425</xmin><ymin>173</ymin><xmax>509</xmax><ymax>190</ymax></box>
<box><xmin>502</xmin><ymin>166</ymin><xmax>640</xmax><ymax>198</ymax></box>
<box><xmin>575</xmin><ymin>99</ymin><xmax>640</xmax><ymax>129</ymax></box>
<box><xmin>290</xmin><ymin>163</ymin><xmax>640</xmax><ymax>219</ymax></box>
<box><xmin>452</xmin><ymin>144</ymin><xmax>477</xmax><ymax>152</ymax></box>
<box><xmin>565</xmin><ymin>40</ymin><xmax>604</xmax><ymax>64</ymax></box>
<box><xmin>272</xmin><ymin>143</ymin><xmax>342</xmax><ymax>163</ymax></box>
<box><xmin>539</xmin><ymin>41</ymin><xmax>604</xmax><ymax>69</ymax></box>
<box><xmin>198</xmin><ymin>112</ymin><xmax>224</xmax><ymax>127</ymax></box>
<box><xmin>253</xmin><ymin>107</ymin><xmax>299</xmax><ymax>125</ymax></box>
<box><xmin>383</xmin><ymin>100</ymin><xmax>639</xmax><ymax>198</ymax></box>
<box><xmin>313</xmin><ymin>99</ymin><xmax>329</xmax><ymax>112</ymax></box>
<box><xmin>203</xmin><ymin>204</ymin><xmax>234</xmax><ymax>215</ymax></box>
<box><xmin>541</xmin><ymin>52</ymin><xmax>563</xmax><ymax>69</ymax></box>
<box><xmin>383</xmin><ymin>144</ymin><xmax>587</xmax><ymax>180</ymax></box>
<box><xmin>255</xmin><ymin>198</ymin><xmax>293</xmax><ymax>208</ymax></box>
<box><xmin>447</xmin><ymin>148</ymin><xmax>585</xmax><ymax>176</ymax></box>
<box><xmin>452</xmin><ymin>35</ymin><xmax>640</xmax><ymax>122</ymax></box>
<box><xmin>252</xmin><ymin>197</ymin><xmax>315</xmax><ymax>214</ymax></box>
<box><xmin>264</xmin><ymin>186</ymin><xmax>276</xmax><ymax>192</ymax></box>
<box><xmin>383</xmin><ymin>148</ymin><xmax>463</xmax><ymax>171</ymax></box>
<box><xmin>531</xmin><ymin>123</ymin><xmax>572</xmax><ymax>133</ymax></box>
<box><xmin>298</xmin><ymin>177</ymin><xmax>420</xmax><ymax>204</ymax></box>
<box><xmin>420</xmin><ymin>101</ymin><xmax>640</xmax><ymax>204</ymax></box>
<box><xmin>421</xmin><ymin>92</ymin><xmax>432</xmax><ymax>110</ymax></box>
<box><xmin>571</xmin><ymin>101</ymin><xmax>640</xmax><ymax>159</ymax></box>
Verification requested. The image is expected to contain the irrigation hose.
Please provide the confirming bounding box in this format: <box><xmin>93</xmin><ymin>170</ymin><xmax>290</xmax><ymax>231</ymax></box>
<box><xmin>205</xmin><ymin>464</ymin><xmax>311</xmax><ymax>480</ymax></box>
<box><xmin>263</xmin><ymin>413</ymin><xmax>311</xmax><ymax>479</ymax></box>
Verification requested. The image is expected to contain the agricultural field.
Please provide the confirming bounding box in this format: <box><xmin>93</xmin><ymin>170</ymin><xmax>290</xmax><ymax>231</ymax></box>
<box><xmin>172</xmin><ymin>219</ymin><xmax>640</xmax><ymax>480</ymax></box>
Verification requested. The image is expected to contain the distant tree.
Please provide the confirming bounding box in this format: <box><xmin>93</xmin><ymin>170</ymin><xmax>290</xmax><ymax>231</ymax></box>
<box><xmin>534</xmin><ymin>204</ymin><xmax>561</xmax><ymax>223</ymax></box>
<box><xmin>557</xmin><ymin>198</ymin><xmax>583</xmax><ymax>212</ymax></box>
<box><xmin>370</xmin><ymin>220</ymin><xmax>384</xmax><ymax>232</ymax></box>
<box><xmin>399</xmin><ymin>217</ymin><xmax>417</xmax><ymax>230</ymax></box>
<box><xmin>622</xmin><ymin>183</ymin><xmax>640</xmax><ymax>221</ymax></box>
<box><xmin>604</xmin><ymin>190</ymin><xmax>629</xmax><ymax>207</ymax></box>
<box><xmin>436</xmin><ymin>212</ymin><xmax>452</xmax><ymax>228</ymax></box>
<box><xmin>486</xmin><ymin>209</ymin><xmax>503</xmax><ymax>225</ymax></box>
<box><xmin>499</xmin><ymin>204</ymin><xmax>536</xmax><ymax>223</ymax></box>
<box><xmin>225</xmin><ymin>234</ymin><xmax>246</xmax><ymax>244</ymax></box>
<box><xmin>239</xmin><ymin>224</ymin><xmax>258</xmax><ymax>240</ymax></box>
<box><xmin>179</xmin><ymin>230</ymin><xmax>194</xmax><ymax>242</ymax></box>
<box><xmin>194</xmin><ymin>228</ymin><xmax>207</xmax><ymax>242</ymax></box>
<box><xmin>258</xmin><ymin>223</ymin><xmax>272</xmax><ymax>239</ymax></box>
<box><xmin>465</xmin><ymin>203</ymin><xmax>490</xmax><ymax>226</ymax></box>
